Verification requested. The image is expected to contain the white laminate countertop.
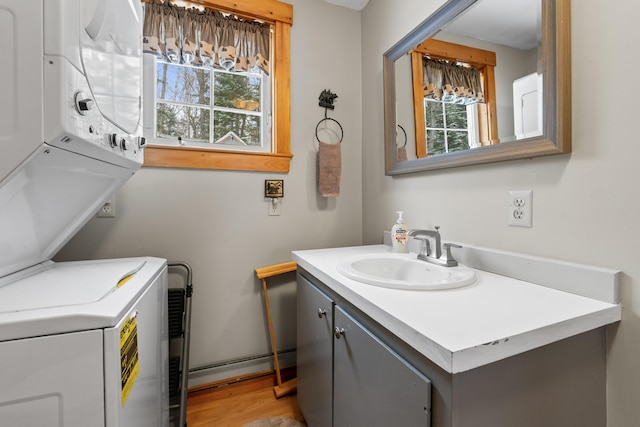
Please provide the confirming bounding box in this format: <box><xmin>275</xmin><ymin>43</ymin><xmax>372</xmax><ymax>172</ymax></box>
<box><xmin>292</xmin><ymin>244</ymin><xmax>621</xmax><ymax>374</ymax></box>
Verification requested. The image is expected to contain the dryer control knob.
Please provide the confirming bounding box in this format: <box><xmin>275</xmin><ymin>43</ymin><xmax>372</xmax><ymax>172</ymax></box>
<box><xmin>120</xmin><ymin>138</ymin><xmax>133</xmax><ymax>151</ymax></box>
<box><xmin>109</xmin><ymin>133</ymin><xmax>118</xmax><ymax>148</ymax></box>
<box><xmin>74</xmin><ymin>91</ymin><xmax>94</xmax><ymax>115</ymax></box>
<box><xmin>137</xmin><ymin>136</ymin><xmax>147</xmax><ymax>149</ymax></box>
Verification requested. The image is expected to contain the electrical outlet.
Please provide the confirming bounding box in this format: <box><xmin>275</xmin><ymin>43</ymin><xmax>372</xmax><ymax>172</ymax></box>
<box><xmin>268</xmin><ymin>198</ymin><xmax>281</xmax><ymax>216</ymax></box>
<box><xmin>98</xmin><ymin>198</ymin><xmax>116</xmax><ymax>218</ymax></box>
<box><xmin>508</xmin><ymin>190</ymin><xmax>532</xmax><ymax>227</ymax></box>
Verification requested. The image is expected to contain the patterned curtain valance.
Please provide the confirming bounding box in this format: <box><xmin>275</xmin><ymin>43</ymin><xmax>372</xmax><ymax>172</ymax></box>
<box><xmin>422</xmin><ymin>58</ymin><xmax>484</xmax><ymax>104</ymax></box>
<box><xmin>143</xmin><ymin>0</ymin><xmax>271</xmax><ymax>74</ymax></box>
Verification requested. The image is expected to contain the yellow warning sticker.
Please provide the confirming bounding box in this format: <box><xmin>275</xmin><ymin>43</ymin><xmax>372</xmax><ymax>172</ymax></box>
<box><xmin>120</xmin><ymin>313</ymin><xmax>139</xmax><ymax>406</ymax></box>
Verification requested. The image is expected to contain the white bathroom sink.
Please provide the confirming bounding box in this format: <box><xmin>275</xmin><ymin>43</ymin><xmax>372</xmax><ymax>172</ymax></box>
<box><xmin>337</xmin><ymin>253</ymin><xmax>476</xmax><ymax>290</ymax></box>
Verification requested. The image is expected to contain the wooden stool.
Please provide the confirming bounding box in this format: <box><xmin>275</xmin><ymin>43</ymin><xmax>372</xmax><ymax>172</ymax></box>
<box><xmin>255</xmin><ymin>261</ymin><xmax>298</xmax><ymax>398</ymax></box>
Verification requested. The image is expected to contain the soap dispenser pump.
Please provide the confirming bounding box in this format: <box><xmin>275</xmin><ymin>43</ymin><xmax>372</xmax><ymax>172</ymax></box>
<box><xmin>391</xmin><ymin>211</ymin><xmax>409</xmax><ymax>253</ymax></box>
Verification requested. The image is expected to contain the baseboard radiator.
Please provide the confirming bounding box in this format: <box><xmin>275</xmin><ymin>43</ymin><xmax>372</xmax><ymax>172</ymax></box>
<box><xmin>187</xmin><ymin>348</ymin><xmax>296</xmax><ymax>388</ymax></box>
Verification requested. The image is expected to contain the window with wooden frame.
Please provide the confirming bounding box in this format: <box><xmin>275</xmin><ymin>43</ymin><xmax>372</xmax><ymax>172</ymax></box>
<box><xmin>411</xmin><ymin>39</ymin><xmax>497</xmax><ymax>158</ymax></box>
<box><xmin>141</xmin><ymin>0</ymin><xmax>293</xmax><ymax>173</ymax></box>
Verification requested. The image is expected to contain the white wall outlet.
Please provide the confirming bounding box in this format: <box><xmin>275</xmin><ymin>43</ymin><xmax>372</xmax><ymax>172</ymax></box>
<box><xmin>508</xmin><ymin>190</ymin><xmax>532</xmax><ymax>227</ymax></box>
<box><xmin>98</xmin><ymin>198</ymin><xmax>116</xmax><ymax>218</ymax></box>
<box><xmin>268</xmin><ymin>198</ymin><xmax>281</xmax><ymax>216</ymax></box>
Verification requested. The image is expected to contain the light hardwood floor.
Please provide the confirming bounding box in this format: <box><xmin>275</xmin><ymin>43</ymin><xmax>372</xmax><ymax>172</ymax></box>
<box><xmin>187</xmin><ymin>370</ymin><xmax>306</xmax><ymax>427</ymax></box>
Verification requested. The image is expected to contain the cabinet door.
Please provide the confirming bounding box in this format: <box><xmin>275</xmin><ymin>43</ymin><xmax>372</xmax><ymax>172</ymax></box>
<box><xmin>334</xmin><ymin>306</ymin><xmax>431</xmax><ymax>427</ymax></box>
<box><xmin>297</xmin><ymin>274</ymin><xmax>334</xmax><ymax>427</ymax></box>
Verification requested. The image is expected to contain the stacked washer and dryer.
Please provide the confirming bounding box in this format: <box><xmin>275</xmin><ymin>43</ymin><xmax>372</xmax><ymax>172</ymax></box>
<box><xmin>0</xmin><ymin>1</ymin><xmax>169</xmax><ymax>426</ymax></box>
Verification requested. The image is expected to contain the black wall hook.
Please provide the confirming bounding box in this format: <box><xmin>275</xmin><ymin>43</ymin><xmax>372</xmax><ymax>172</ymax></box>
<box><xmin>318</xmin><ymin>89</ymin><xmax>338</xmax><ymax>110</ymax></box>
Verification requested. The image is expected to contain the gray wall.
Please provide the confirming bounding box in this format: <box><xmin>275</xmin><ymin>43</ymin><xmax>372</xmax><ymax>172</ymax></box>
<box><xmin>56</xmin><ymin>0</ymin><xmax>363</xmax><ymax>386</ymax></box>
<box><xmin>361</xmin><ymin>0</ymin><xmax>640</xmax><ymax>426</ymax></box>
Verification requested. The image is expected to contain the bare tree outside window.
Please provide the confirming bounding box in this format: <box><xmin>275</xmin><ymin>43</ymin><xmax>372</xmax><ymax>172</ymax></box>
<box><xmin>153</xmin><ymin>61</ymin><xmax>267</xmax><ymax>149</ymax></box>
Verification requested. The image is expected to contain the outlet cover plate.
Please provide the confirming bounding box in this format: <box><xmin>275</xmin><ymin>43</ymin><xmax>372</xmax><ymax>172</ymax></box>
<box><xmin>97</xmin><ymin>198</ymin><xmax>116</xmax><ymax>218</ymax></box>
<box><xmin>508</xmin><ymin>190</ymin><xmax>532</xmax><ymax>227</ymax></box>
<box><xmin>268</xmin><ymin>198</ymin><xmax>281</xmax><ymax>216</ymax></box>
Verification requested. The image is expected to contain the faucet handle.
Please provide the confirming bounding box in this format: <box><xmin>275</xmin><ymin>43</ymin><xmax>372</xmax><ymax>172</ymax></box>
<box><xmin>412</xmin><ymin>236</ymin><xmax>431</xmax><ymax>258</ymax></box>
<box><xmin>433</xmin><ymin>226</ymin><xmax>442</xmax><ymax>258</ymax></box>
<box><xmin>441</xmin><ymin>243</ymin><xmax>462</xmax><ymax>267</ymax></box>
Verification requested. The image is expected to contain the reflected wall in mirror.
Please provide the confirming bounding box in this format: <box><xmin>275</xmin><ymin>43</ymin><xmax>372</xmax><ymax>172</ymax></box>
<box><xmin>384</xmin><ymin>0</ymin><xmax>570</xmax><ymax>175</ymax></box>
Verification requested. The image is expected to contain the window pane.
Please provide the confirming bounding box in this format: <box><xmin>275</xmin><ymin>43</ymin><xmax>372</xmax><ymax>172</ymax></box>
<box><xmin>447</xmin><ymin>131</ymin><xmax>470</xmax><ymax>152</ymax></box>
<box><xmin>213</xmin><ymin>111</ymin><xmax>261</xmax><ymax>146</ymax></box>
<box><xmin>426</xmin><ymin>130</ymin><xmax>446</xmax><ymax>156</ymax></box>
<box><xmin>425</xmin><ymin>100</ymin><xmax>444</xmax><ymax>128</ymax></box>
<box><xmin>444</xmin><ymin>103</ymin><xmax>468</xmax><ymax>129</ymax></box>
<box><xmin>157</xmin><ymin>103</ymin><xmax>210</xmax><ymax>141</ymax></box>
<box><xmin>156</xmin><ymin>62</ymin><xmax>211</xmax><ymax>105</ymax></box>
<box><xmin>214</xmin><ymin>72</ymin><xmax>262</xmax><ymax>112</ymax></box>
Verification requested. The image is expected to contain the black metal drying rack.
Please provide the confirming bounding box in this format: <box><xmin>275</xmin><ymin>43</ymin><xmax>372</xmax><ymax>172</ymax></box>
<box><xmin>167</xmin><ymin>262</ymin><xmax>193</xmax><ymax>427</ymax></box>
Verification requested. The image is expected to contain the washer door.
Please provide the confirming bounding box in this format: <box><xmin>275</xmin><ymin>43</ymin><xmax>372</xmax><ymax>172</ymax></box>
<box><xmin>80</xmin><ymin>0</ymin><xmax>143</xmax><ymax>134</ymax></box>
<box><xmin>0</xmin><ymin>330</ymin><xmax>104</xmax><ymax>427</ymax></box>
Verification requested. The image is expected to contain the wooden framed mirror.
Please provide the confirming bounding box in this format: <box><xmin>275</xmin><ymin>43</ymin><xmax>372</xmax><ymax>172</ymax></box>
<box><xmin>383</xmin><ymin>0</ymin><xmax>570</xmax><ymax>175</ymax></box>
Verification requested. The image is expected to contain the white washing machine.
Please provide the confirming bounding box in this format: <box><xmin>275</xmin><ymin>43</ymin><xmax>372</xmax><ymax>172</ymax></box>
<box><xmin>0</xmin><ymin>257</ymin><xmax>169</xmax><ymax>427</ymax></box>
<box><xmin>0</xmin><ymin>0</ymin><xmax>169</xmax><ymax>425</ymax></box>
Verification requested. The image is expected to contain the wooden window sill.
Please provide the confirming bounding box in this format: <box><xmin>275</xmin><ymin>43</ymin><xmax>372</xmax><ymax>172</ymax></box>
<box><xmin>144</xmin><ymin>145</ymin><xmax>293</xmax><ymax>173</ymax></box>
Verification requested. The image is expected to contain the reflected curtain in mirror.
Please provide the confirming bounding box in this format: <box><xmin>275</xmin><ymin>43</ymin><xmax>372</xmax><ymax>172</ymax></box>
<box><xmin>422</xmin><ymin>58</ymin><xmax>483</xmax><ymax>104</ymax></box>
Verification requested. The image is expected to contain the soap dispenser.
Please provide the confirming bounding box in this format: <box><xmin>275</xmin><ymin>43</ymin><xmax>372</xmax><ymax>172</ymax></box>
<box><xmin>391</xmin><ymin>211</ymin><xmax>409</xmax><ymax>253</ymax></box>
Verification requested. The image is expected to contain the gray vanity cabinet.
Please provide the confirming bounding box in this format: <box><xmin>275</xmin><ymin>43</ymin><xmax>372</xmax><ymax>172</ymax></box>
<box><xmin>297</xmin><ymin>267</ymin><xmax>609</xmax><ymax>427</ymax></box>
<box><xmin>296</xmin><ymin>274</ymin><xmax>334</xmax><ymax>427</ymax></box>
<box><xmin>297</xmin><ymin>273</ymin><xmax>431</xmax><ymax>427</ymax></box>
<box><xmin>333</xmin><ymin>305</ymin><xmax>431</xmax><ymax>426</ymax></box>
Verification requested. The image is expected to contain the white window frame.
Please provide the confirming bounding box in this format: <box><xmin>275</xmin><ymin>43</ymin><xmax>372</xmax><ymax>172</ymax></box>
<box><xmin>143</xmin><ymin>55</ymin><xmax>272</xmax><ymax>153</ymax></box>
<box><xmin>424</xmin><ymin>99</ymin><xmax>480</xmax><ymax>153</ymax></box>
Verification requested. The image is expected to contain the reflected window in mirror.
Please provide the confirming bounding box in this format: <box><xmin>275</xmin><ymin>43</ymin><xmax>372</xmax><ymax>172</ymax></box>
<box><xmin>425</xmin><ymin>99</ymin><xmax>478</xmax><ymax>155</ymax></box>
<box><xmin>409</xmin><ymin>39</ymin><xmax>498</xmax><ymax>158</ymax></box>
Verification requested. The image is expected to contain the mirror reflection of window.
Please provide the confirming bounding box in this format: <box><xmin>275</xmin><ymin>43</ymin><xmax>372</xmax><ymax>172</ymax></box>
<box><xmin>411</xmin><ymin>39</ymin><xmax>497</xmax><ymax>158</ymax></box>
<box><xmin>425</xmin><ymin>99</ymin><xmax>480</xmax><ymax>155</ymax></box>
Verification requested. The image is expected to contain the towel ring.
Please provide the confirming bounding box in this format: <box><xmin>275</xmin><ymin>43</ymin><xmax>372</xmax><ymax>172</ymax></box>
<box><xmin>315</xmin><ymin>117</ymin><xmax>343</xmax><ymax>144</ymax></box>
<box><xmin>396</xmin><ymin>124</ymin><xmax>407</xmax><ymax>148</ymax></box>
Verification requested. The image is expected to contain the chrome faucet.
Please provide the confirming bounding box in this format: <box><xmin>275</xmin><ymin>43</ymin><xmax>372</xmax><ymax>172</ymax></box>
<box><xmin>407</xmin><ymin>226</ymin><xmax>462</xmax><ymax>267</ymax></box>
<box><xmin>408</xmin><ymin>227</ymin><xmax>442</xmax><ymax>259</ymax></box>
